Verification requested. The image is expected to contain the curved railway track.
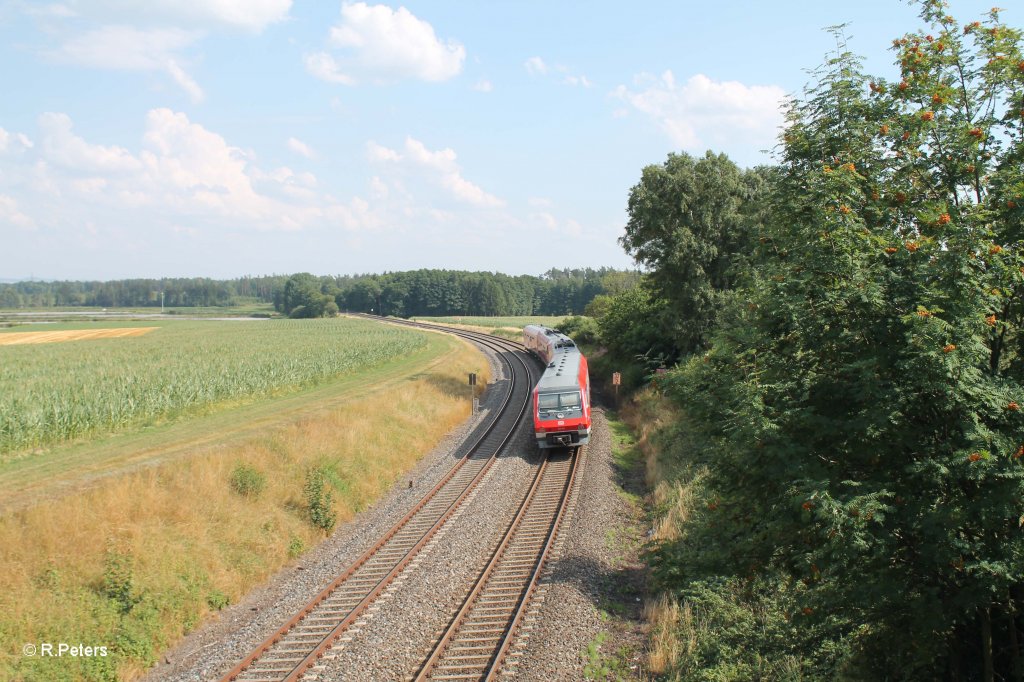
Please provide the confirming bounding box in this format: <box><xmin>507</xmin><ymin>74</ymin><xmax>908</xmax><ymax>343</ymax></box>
<box><xmin>220</xmin><ymin>323</ymin><xmax>534</xmax><ymax>682</ymax></box>
<box><xmin>414</xmin><ymin>447</ymin><xmax>580</xmax><ymax>681</ymax></box>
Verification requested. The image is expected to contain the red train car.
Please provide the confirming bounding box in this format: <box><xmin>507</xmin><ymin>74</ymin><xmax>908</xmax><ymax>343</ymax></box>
<box><xmin>523</xmin><ymin>326</ymin><xmax>591</xmax><ymax>449</ymax></box>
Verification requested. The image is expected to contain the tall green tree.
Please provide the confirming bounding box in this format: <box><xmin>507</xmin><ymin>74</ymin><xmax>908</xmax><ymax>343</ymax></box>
<box><xmin>661</xmin><ymin>3</ymin><xmax>1024</xmax><ymax>678</ymax></box>
<box><xmin>621</xmin><ymin>151</ymin><xmax>769</xmax><ymax>353</ymax></box>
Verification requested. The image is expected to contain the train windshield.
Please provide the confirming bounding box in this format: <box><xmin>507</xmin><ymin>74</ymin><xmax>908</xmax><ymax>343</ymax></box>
<box><xmin>537</xmin><ymin>391</ymin><xmax>582</xmax><ymax>417</ymax></box>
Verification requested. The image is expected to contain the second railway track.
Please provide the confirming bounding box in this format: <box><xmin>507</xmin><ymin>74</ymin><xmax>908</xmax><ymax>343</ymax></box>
<box><xmin>414</xmin><ymin>447</ymin><xmax>580</xmax><ymax>681</ymax></box>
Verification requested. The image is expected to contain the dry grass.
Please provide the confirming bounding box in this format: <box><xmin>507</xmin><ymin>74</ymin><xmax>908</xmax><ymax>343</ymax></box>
<box><xmin>620</xmin><ymin>387</ymin><xmax>708</xmax><ymax>671</ymax></box>
<box><xmin>0</xmin><ymin>327</ymin><xmax>156</xmax><ymax>345</ymax></box>
<box><xmin>0</xmin><ymin>338</ymin><xmax>488</xmax><ymax>681</ymax></box>
<box><xmin>643</xmin><ymin>594</ymin><xmax>689</xmax><ymax>674</ymax></box>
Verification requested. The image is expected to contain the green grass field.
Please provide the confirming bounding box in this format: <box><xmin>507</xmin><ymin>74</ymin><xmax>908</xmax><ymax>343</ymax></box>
<box><xmin>0</xmin><ymin>317</ymin><xmax>428</xmax><ymax>457</ymax></box>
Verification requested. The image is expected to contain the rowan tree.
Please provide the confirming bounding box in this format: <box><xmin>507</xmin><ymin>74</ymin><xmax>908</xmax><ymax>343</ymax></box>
<box><xmin>661</xmin><ymin>2</ymin><xmax>1024</xmax><ymax>678</ymax></box>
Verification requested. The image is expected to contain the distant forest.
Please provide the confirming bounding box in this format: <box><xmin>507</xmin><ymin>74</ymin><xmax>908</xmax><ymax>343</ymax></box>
<box><xmin>0</xmin><ymin>268</ymin><xmax>638</xmax><ymax>317</ymax></box>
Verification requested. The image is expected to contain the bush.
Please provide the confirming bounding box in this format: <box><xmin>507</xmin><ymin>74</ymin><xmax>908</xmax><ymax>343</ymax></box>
<box><xmin>304</xmin><ymin>467</ymin><xmax>336</xmax><ymax>532</ymax></box>
<box><xmin>206</xmin><ymin>590</ymin><xmax>230</xmax><ymax>611</ymax></box>
<box><xmin>102</xmin><ymin>547</ymin><xmax>139</xmax><ymax>615</ymax></box>
<box><xmin>287</xmin><ymin>535</ymin><xmax>305</xmax><ymax>559</ymax></box>
<box><xmin>557</xmin><ymin>315</ymin><xmax>599</xmax><ymax>345</ymax></box>
<box><xmin>229</xmin><ymin>462</ymin><xmax>266</xmax><ymax>499</ymax></box>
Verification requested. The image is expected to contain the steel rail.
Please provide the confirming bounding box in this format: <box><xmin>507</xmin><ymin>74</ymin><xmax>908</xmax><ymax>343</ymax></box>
<box><xmin>221</xmin><ymin>326</ymin><xmax>533</xmax><ymax>682</ymax></box>
<box><xmin>413</xmin><ymin>447</ymin><xmax>580</xmax><ymax>681</ymax></box>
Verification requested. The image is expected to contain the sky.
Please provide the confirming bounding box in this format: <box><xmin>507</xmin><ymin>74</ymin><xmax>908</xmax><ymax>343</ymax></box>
<box><xmin>0</xmin><ymin>0</ymin><xmax>1006</xmax><ymax>281</ymax></box>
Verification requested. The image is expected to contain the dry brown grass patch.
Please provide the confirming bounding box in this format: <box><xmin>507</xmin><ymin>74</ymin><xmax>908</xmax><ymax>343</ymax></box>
<box><xmin>0</xmin><ymin>327</ymin><xmax>156</xmax><ymax>345</ymax></box>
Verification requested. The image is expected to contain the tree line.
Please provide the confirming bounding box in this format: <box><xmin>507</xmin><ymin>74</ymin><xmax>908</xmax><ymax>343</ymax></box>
<box><xmin>586</xmin><ymin>2</ymin><xmax>1024</xmax><ymax>679</ymax></box>
<box><xmin>274</xmin><ymin>268</ymin><xmax>636</xmax><ymax>318</ymax></box>
<box><xmin>0</xmin><ymin>276</ymin><xmax>283</xmax><ymax>309</ymax></box>
<box><xmin>0</xmin><ymin>268</ymin><xmax>636</xmax><ymax>319</ymax></box>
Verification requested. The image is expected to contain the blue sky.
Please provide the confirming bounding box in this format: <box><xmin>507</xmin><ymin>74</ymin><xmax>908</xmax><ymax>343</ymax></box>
<box><xmin>0</xmin><ymin>0</ymin><xmax>1003</xmax><ymax>281</ymax></box>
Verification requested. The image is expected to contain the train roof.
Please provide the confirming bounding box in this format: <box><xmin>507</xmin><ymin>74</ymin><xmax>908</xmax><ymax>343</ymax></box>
<box><xmin>524</xmin><ymin>325</ymin><xmax>576</xmax><ymax>350</ymax></box>
<box><xmin>536</xmin><ymin>347</ymin><xmax>585</xmax><ymax>393</ymax></box>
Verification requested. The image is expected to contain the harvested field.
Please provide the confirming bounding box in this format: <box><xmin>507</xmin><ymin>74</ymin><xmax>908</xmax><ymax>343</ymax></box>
<box><xmin>0</xmin><ymin>327</ymin><xmax>157</xmax><ymax>345</ymax></box>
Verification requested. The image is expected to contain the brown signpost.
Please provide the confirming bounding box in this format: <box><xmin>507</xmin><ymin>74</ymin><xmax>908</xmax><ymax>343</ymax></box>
<box><xmin>469</xmin><ymin>373</ymin><xmax>478</xmax><ymax>413</ymax></box>
<box><xmin>612</xmin><ymin>371</ymin><xmax>621</xmax><ymax>407</ymax></box>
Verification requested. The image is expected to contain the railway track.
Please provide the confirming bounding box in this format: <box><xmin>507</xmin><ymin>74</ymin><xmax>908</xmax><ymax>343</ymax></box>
<box><xmin>414</xmin><ymin>447</ymin><xmax>580</xmax><ymax>681</ymax></box>
<box><xmin>220</xmin><ymin>324</ymin><xmax>534</xmax><ymax>682</ymax></box>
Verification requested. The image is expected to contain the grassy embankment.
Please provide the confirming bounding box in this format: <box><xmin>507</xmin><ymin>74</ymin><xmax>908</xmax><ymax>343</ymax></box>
<box><xmin>0</xmin><ymin>318</ymin><xmax>489</xmax><ymax>681</ymax></box>
<box><xmin>612</xmin><ymin>388</ymin><xmax>704</xmax><ymax>676</ymax></box>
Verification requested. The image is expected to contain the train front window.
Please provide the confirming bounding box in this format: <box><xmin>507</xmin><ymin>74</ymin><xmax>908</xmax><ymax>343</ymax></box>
<box><xmin>537</xmin><ymin>391</ymin><xmax>582</xmax><ymax>418</ymax></box>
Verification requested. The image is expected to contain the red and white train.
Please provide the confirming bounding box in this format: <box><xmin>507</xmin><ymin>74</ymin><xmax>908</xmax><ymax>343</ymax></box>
<box><xmin>523</xmin><ymin>325</ymin><xmax>591</xmax><ymax>449</ymax></box>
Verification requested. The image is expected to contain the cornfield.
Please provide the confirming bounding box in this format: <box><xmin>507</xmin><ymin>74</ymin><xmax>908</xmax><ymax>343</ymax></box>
<box><xmin>0</xmin><ymin>318</ymin><xmax>428</xmax><ymax>456</ymax></box>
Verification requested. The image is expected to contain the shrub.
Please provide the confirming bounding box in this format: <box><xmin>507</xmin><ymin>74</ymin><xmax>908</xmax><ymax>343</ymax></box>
<box><xmin>287</xmin><ymin>535</ymin><xmax>305</xmax><ymax>559</ymax></box>
<box><xmin>229</xmin><ymin>462</ymin><xmax>266</xmax><ymax>499</ymax></box>
<box><xmin>102</xmin><ymin>547</ymin><xmax>138</xmax><ymax>615</ymax></box>
<box><xmin>304</xmin><ymin>467</ymin><xmax>336</xmax><ymax>532</ymax></box>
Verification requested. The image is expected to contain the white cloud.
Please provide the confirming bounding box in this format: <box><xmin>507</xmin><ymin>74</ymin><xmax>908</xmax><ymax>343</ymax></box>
<box><xmin>563</xmin><ymin>74</ymin><xmax>592</xmax><ymax>88</ymax></box>
<box><xmin>26</xmin><ymin>1</ymin><xmax>291</xmax><ymax>100</ymax></box>
<box><xmin>51</xmin><ymin>25</ymin><xmax>199</xmax><ymax>69</ymax></box>
<box><xmin>287</xmin><ymin>137</ymin><xmax>315</xmax><ymax>159</ymax></box>
<box><xmin>5</xmin><ymin>109</ymin><xmax>380</xmax><ymax>234</ymax></box>
<box><xmin>47</xmin><ymin>25</ymin><xmax>205</xmax><ymax>100</ymax></box>
<box><xmin>0</xmin><ymin>194</ymin><xmax>35</xmax><ymax>230</ymax></box>
<box><xmin>304</xmin><ymin>52</ymin><xmax>356</xmax><ymax>85</ymax></box>
<box><xmin>529</xmin><ymin>211</ymin><xmax>582</xmax><ymax>237</ymax></box>
<box><xmin>368</xmin><ymin>136</ymin><xmax>503</xmax><ymax>208</ymax></box>
<box><xmin>524</xmin><ymin>56</ymin><xmax>547</xmax><ymax>75</ymax></box>
<box><xmin>532</xmin><ymin>211</ymin><xmax>558</xmax><ymax>229</ymax></box>
<box><xmin>525</xmin><ymin>56</ymin><xmax>590</xmax><ymax>88</ymax></box>
<box><xmin>369</xmin><ymin>175</ymin><xmax>389</xmax><ymax>199</ymax></box>
<box><xmin>138</xmin><ymin>108</ymin><xmax>271</xmax><ymax>219</ymax></box>
<box><xmin>166</xmin><ymin>59</ymin><xmax>204</xmax><ymax>102</ymax></box>
<box><xmin>366</xmin><ymin>140</ymin><xmax>401</xmax><ymax>162</ymax></box>
<box><xmin>403</xmin><ymin>137</ymin><xmax>457</xmax><ymax>171</ymax></box>
<box><xmin>55</xmin><ymin>0</ymin><xmax>291</xmax><ymax>32</ymax></box>
<box><xmin>39</xmin><ymin>112</ymin><xmax>142</xmax><ymax>173</ymax></box>
<box><xmin>309</xmin><ymin>2</ymin><xmax>464</xmax><ymax>85</ymax></box>
<box><xmin>612</xmin><ymin>71</ymin><xmax>786</xmax><ymax>155</ymax></box>
<box><xmin>473</xmin><ymin>79</ymin><xmax>493</xmax><ymax>93</ymax></box>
